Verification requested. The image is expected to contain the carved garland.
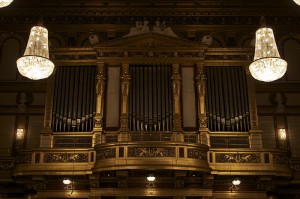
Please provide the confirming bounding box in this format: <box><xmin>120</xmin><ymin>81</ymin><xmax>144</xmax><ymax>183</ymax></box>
<box><xmin>215</xmin><ymin>153</ymin><xmax>261</xmax><ymax>163</ymax></box>
<box><xmin>43</xmin><ymin>153</ymin><xmax>89</xmax><ymax>163</ymax></box>
<box><xmin>15</xmin><ymin>153</ymin><xmax>32</xmax><ymax>164</ymax></box>
<box><xmin>187</xmin><ymin>148</ymin><xmax>207</xmax><ymax>160</ymax></box>
<box><xmin>96</xmin><ymin>148</ymin><xmax>116</xmax><ymax>160</ymax></box>
<box><xmin>128</xmin><ymin>147</ymin><xmax>176</xmax><ymax>157</ymax></box>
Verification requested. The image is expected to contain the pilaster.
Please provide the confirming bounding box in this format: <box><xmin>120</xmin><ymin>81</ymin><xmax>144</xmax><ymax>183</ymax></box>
<box><xmin>196</xmin><ymin>61</ymin><xmax>209</xmax><ymax>145</ymax></box>
<box><xmin>171</xmin><ymin>63</ymin><xmax>182</xmax><ymax>132</ymax></box>
<box><xmin>93</xmin><ymin>62</ymin><xmax>106</xmax><ymax>146</ymax></box>
<box><xmin>245</xmin><ymin>65</ymin><xmax>263</xmax><ymax>148</ymax></box>
<box><xmin>119</xmin><ymin>63</ymin><xmax>131</xmax><ymax>138</ymax></box>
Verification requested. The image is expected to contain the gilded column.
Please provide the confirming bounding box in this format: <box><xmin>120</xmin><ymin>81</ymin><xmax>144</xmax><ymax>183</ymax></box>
<box><xmin>119</xmin><ymin>63</ymin><xmax>130</xmax><ymax>133</ymax></box>
<box><xmin>171</xmin><ymin>64</ymin><xmax>183</xmax><ymax>133</ymax></box>
<box><xmin>40</xmin><ymin>75</ymin><xmax>55</xmax><ymax>148</ymax></box>
<box><xmin>196</xmin><ymin>62</ymin><xmax>209</xmax><ymax>145</ymax></box>
<box><xmin>245</xmin><ymin>65</ymin><xmax>263</xmax><ymax>148</ymax></box>
<box><xmin>93</xmin><ymin>62</ymin><xmax>106</xmax><ymax>145</ymax></box>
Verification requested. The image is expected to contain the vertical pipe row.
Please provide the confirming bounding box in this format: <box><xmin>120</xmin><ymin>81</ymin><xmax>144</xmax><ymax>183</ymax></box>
<box><xmin>128</xmin><ymin>64</ymin><xmax>173</xmax><ymax>132</ymax></box>
<box><xmin>205</xmin><ymin>66</ymin><xmax>250</xmax><ymax>132</ymax></box>
<box><xmin>51</xmin><ymin>66</ymin><xmax>96</xmax><ymax>132</ymax></box>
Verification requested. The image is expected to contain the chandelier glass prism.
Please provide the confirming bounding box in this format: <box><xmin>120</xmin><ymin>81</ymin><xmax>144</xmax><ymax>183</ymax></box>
<box><xmin>0</xmin><ymin>0</ymin><xmax>13</xmax><ymax>8</ymax></box>
<box><xmin>249</xmin><ymin>27</ymin><xmax>287</xmax><ymax>82</ymax></box>
<box><xmin>17</xmin><ymin>26</ymin><xmax>55</xmax><ymax>80</ymax></box>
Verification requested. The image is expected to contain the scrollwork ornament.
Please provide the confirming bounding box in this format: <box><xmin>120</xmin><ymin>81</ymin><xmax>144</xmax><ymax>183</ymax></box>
<box><xmin>199</xmin><ymin>117</ymin><xmax>207</xmax><ymax>128</ymax></box>
<box><xmin>120</xmin><ymin>117</ymin><xmax>129</xmax><ymax>129</ymax></box>
<box><xmin>0</xmin><ymin>161</ymin><xmax>14</xmax><ymax>171</ymax></box>
<box><xmin>128</xmin><ymin>147</ymin><xmax>176</xmax><ymax>157</ymax></box>
<box><xmin>94</xmin><ymin>116</ymin><xmax>103</xmax><ymax>128</ymax></box>
<box><xmin>215</xmin><ymin>153</ymin><xmax>261</xmax><ymax>163</ymax></box>
<box><xmin>187</xmin><ymin>148</ymin><xmax>207</xmax><ymax>160</ymax></box>
<box><xmin>15</xmin><ymin>153</ymin><xmax>32</xmax><ymax>164</ymax></box>
<box><xmin>96</xmin><ymin>148</ymin><xmax>116</xmax><ymax>160</ymax></box>
<box><xmin>43</xmin><ymin>153</ymin><xmax>88</xmax><ymax>163</ymax></box>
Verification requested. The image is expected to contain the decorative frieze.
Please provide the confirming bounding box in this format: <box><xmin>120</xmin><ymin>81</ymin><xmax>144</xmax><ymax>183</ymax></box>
<box><xmin>273</xmin><ymin>154</ymin><xmax>289</xmax><ymax>165</ymax></box>
<box><xmin>290</xmin><ymin>162</ymin><xmax>300</xmax><ymax>172</ymax></box>
<box><xmin>0</xmin><ymin>13</ymin><xmax>297</xmax><ymax>27</ymax></box>
<box><xmin>15</xmin><ymin>153</ymin><xmax>32</xmax><ymax>164</ymax></box>
<box><xmin>0</xmin><ymin>161</ymin><xmax>14</xmax><ymax>171</ymax></box>
<box><xmin>215</xmin><ymin>153</ymin><xmax>261</xmax><ymax>163</ymax></box>
<box><xmin>43</xmin><ymin>153</ymin><xmax>89</xmax><ymax>163</ymax></box>
<box><xmin>96</xmin><ymin>148</ymin><xmax>116</xmax><ymax>160</ymax></box>
<box><xmin>187</xmin><ymin>148</ymin><xmax>207</xmax><ymax>160</ymax></box>
<box><xmin>128</xmin><ymin>147</ymin><xmax>176</xmax><ymax>157</ymax></box>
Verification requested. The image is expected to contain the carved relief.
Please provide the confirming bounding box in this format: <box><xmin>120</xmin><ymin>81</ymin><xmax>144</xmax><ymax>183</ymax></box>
<box><xmin>124</xmin><ymin>20</ymin><xmax>177</xmax><ymax>38</ymax></box>
<box><xmin>96</xmin><ymin>63</ymin><xmax>106</xmax><ymax>96</ymax></box>
<box><xmin>124</xmin><ymin>20</ymin><xmax>150</xmax><ymax>37</ymax></box>
<box><xmin>290</xmin><ymin>162</ymin><xmax>300</xmax><ymax>172</ymax></box>
<box><xmin>0</xmin><ymin>161</ymin><xmax>14</xmax><ymax>171</ymax></box>
<box><xmin>199</xmin><ymin>117</ymin><xmax>207</xmax><ymax>128</ymax></box>
<box><xmin>43</xmin><ymin>153</ymin><xmax>89</xmax><ymax>163</ymax></box>
<box><xmin>215</xmin><ymin>153</ymin><xmax>261</xmax><ymax>163</ymax></box>
<box><xmin>187</xmin><ymin>149</ymin><xmax>207</xmax><ymax>160</ymax></box>
<box><xmin>171</xmin><ymin>64</ymin><xmax>181</xmax><ymax>97</ymax></box>
<box><xmin>196</xmin><ymin>64</ymin><xmax>206</xmax><ymax>96</ymax></box>
<box><xmin>121</xmin><ymin>64</ymin><xmax>130</xmax><ymax>96</ymax></box>
<box><xmin>171</xmin><ymin>64</ymin><xmax>182</xmax><ymax>131</ymax></box>
<box><xmin>94</xmin><ymin>117</ymin><xmax>103</xmax><ymax>128</ymax></box>
<box><xmin>15</xmin><ymin>153</ymin><xmax>32</xmax><ymax>164</ymax></box>
<box><xmin>128</xmin><ymin>147</ymin><xmax>176</xmax><ymax>157</ymax></box>
<box><xmin>273</xmin><ymin>154</ymin><xmax>289</xmax><ymax>165</ymax></box>
<box><xmin>96</xmin><ymin>148</ymin><xmax>116</xmax><ymax>160</ymax></box>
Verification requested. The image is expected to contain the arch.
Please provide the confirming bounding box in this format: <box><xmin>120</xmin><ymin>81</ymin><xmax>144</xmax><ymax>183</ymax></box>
<box><xmin>278</xmin><ymin>34</ymin><xmax>300</xmax><ymax>81</ymax></box>
<box><xmin>210</xmin><ymin>33</ymin><xmax>226</xmax><ymax>48</ymax></box>
<box><xmin>48</xmin><ymin>32</ymin><xmax>66</xmax><ymax>48</ymax></box>
<box><xmin>77</xmin><ymin>32</ymin><xmax>91</xmax><ymax>47</ymax></box>
<box><xmin>0</xmin><ymin>32</ymin><xmax>26</xmax><ymax>48</ymax></box>
<box><xmin>237</xmin><ymin>33</ymin><xmax>255</xmax><ymax>48</ymax></box>
<box><xmin>0</xmin><ymin>37</ymin><xmax>22</xmax><ymax>80</ymax></box>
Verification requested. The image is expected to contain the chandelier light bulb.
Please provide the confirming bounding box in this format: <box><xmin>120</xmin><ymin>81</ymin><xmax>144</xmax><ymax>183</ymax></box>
<box><xmin>147</xmin><ymin>174</ymin><xmax>156</xmax><ymax>182</ymax></box>
<box><xmin>278</xmin><ymin>129</ymin><xmax>287</xmax><ymax>140</ymax></box>
<box><xmin>0</xmin><ymin>0</ymin><xmax>13</xmax><ymax>8</ymax></box>
<box><xmin>63</xmin><ymin>179</ymin><xmax>72</xmax><ymax>185</ymax></box>
<box><xmin>293</xmin><ymin>0</ymin><xmax>300</xmax><ymax>5</ymax></box>
<box><xmin>16</xmin><ymin>26</ymin><xmax>55</xmax><ymax>80</ymax></box>
<box><xmin>232</xmin><ymin>179</ymin><xmax>241</xmax><ymax>186</ymax></box>
<box><xmin>249</xmin><ymin>27</ymin><xmax>287</xmax><ymax>82</ymax></box>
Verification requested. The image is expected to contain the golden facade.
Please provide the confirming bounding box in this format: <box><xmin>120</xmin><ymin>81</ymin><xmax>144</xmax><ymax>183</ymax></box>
<box><xmin>0</xmin><ymin>0</ymin><xmax>300</xmax><ymax>198</ymax></box>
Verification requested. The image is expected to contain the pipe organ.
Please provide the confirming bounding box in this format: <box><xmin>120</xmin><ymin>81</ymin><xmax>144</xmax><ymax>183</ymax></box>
<box><xmin>129</xmin><ymin>65</ymin><xmax>173</xmax><ymax>132</ymax></box>
<box><xmin>51</xmin><ymin>66</ymin><xmax>97</xmax><ymax>132</ymax></box>
<box><xmin>205</xmin><ymin>66</ymin><xmax>250</xmax><ymax>132</ymax></box>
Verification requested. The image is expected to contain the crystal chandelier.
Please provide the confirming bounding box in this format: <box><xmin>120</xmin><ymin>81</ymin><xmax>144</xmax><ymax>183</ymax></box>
<box><xmin>17</xmin><ymin>26</ymin><xmax>55</xmax><ymax>80</ymax></box>
<box><xmin>293</xmin><ymin>0</ymin><xmax>300</xmax><ymax>5</ymax></box>
<box><xmin>0</xmin><ymin>0</ymin><xmax>13</xmax><ymax>8</ymax></box>
<box><xmin>249</xmin><ymin>27</ymin><xmax>287</xmax><ymax>82</ymax></box>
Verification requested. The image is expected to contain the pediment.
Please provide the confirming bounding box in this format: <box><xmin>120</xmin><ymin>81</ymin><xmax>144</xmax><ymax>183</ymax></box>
<box><xmin>95</xmin><ymin>33</ymin><xmax>201</xmax><ymax>48</ymax></box>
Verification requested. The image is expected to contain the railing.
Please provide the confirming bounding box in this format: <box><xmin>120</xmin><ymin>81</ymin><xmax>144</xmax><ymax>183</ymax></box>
<box><xmin>102</xmin><ymin>131</ymin><xmax>201</xmax><ymax>144</ymax></box>
<box><xmin>209</xmin><ymin>148</ymin><xmax>292</xmax><ymax>176</ymax></box>
<box><xmin>13</xmin><ymin>148</ymin><xmax>95</xmax><ymax>176</ymax></box>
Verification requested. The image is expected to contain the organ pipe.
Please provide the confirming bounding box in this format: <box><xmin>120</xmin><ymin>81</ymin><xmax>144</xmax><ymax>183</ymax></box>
<box><xmin>205</xmin><ymin>66</ymin><xmax>250</xmax><ymax>132</ymax></box>
<box><xmin>128</xmin><ymin>65</ymin><xmax>173</xmax><ymax>132</ymax></box>
<box><xmin>51</xmin><ymin>66</ymin><xmax>96</xmax><ymax>132</ymax></box>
